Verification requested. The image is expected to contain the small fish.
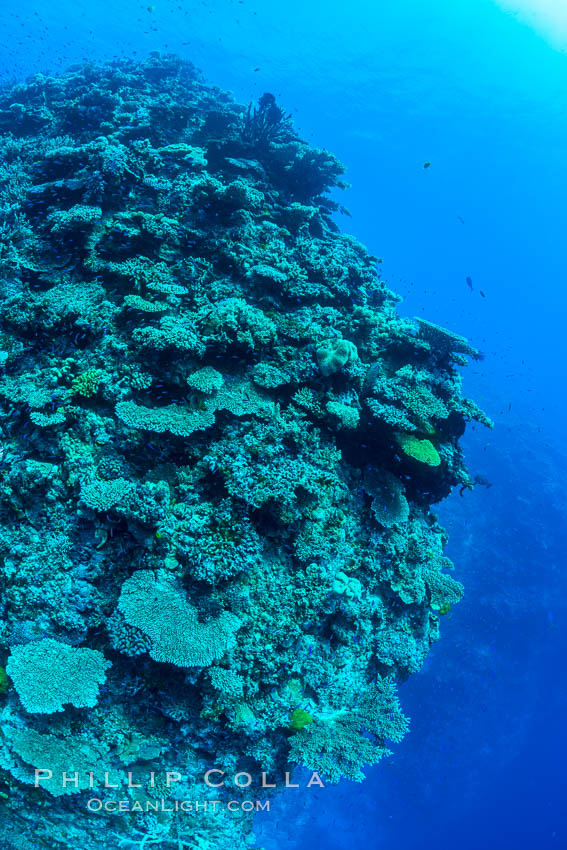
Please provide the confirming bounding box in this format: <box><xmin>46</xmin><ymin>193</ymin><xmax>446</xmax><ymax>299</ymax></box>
<box><xmin>457</xmin><ymin>215</ymin><xmax>465</xmax><ymax>224</ymax></box>
<box><xmin>253</xmin><ymin>67</ymin><xmax>260</xmax><ymax>72</ymax></box>
<box><xmin>423</xmin><ymin>161</ymin><xmax>431</xmax><ymax>169</ymax></box>
<box><xmin>466</xmin><ymin>276</ymin><xmax>473</xmax><ymax>291</ymax></box>
<box><xmin>480</xmin><ymin>290</ymin><xmax>486</xmax><ymax>297</ymax></box>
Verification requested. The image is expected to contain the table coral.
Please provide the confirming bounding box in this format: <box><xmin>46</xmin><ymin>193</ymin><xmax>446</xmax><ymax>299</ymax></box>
<box><xmin>6</xmin><ymin>639</ymin><xmax>110</xmax><ymax>714</ymax></box>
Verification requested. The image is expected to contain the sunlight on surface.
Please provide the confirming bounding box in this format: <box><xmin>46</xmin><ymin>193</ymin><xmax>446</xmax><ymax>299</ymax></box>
<box><xmin>495</xmin><ymin>0</ymin><xmax>567</xmax><ymax>46</ymax></box>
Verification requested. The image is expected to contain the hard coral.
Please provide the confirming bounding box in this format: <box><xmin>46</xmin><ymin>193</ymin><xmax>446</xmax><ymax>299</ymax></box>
<box><xmin>6</xmin><ymin>639</ymin><xmax>110</xmax><ymax>714</ymax></box>
<box><xmin>316</xmin><ymin>338</ymin><xmax>358</xmax><ymax>376</ymax></box>
<box><xmin>396</xmin><ymin>433</ymin><xmax>442</xmax><ymax>467</ymax></box>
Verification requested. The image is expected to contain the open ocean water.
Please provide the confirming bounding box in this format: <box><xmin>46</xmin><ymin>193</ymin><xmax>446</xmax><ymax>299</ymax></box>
<box><xmin>1</xmin><ymin>1</ymin><xmax>566</xmax><ymax>848</ymax></box>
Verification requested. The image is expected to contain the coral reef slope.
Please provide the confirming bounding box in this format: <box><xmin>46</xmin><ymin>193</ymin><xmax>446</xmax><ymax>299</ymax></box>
<box><xmin>0</xmin><ymin>55</ymin><xmax>491</xmax><ymax>849</ymax></box>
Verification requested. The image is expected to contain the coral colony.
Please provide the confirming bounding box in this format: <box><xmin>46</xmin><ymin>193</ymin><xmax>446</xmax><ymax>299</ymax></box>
<box><xmin>0</xmin><ymin>55</ymin><xmax>491</xmax><ymax>849</ymax></box>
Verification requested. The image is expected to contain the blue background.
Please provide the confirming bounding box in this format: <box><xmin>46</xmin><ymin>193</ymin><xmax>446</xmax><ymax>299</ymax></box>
<box><xmin>1</xmin><ymin>1</ymin><xmax>566</xmax><ymax>847</ymax></box>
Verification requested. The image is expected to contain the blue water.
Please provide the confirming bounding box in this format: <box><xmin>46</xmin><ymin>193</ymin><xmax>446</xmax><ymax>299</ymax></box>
<box><xmin>2</xmin><ymin>1</ymin><xmax>566</xmax><ymax>847</ymax></box>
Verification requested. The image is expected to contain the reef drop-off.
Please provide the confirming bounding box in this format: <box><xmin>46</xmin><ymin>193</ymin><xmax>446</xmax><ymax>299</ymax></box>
<box><xmin>0</xmin><ymin>54</ymin><xmax>492</xmax><ymax>849</ymax></box>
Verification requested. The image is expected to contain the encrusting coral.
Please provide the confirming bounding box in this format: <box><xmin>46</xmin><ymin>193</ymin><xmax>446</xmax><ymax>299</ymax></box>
<box><xmin>0</xmin><ymin>54</ymin><xmax>492</xmax><ymax>849</ymax></box>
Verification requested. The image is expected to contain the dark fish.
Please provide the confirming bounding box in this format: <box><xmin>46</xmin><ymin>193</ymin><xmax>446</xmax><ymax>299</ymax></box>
<box><xmin>457</xmin><ymin>215</ymin><xmax>465</xmax><ymax>224</ymax></box>
<box><xmin>480</xmin><ymin>290</ymin><xmax>486</xmax><ymax>297</ymax></box>
<box><xmin>423</xmin><ymin>161</ymin><xmax>431</xmax><ymax>169</ymax></box>
<box><xmin>466</xmin><ymin>276</ymin><xmax>473</xmax><ymax>291</ymax></box>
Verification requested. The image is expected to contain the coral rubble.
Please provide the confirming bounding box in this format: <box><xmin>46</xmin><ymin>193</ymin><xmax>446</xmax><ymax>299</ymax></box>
<box><xmin>0</xmin><ymin>54</ymin><xmax>492</xmax><ymax>849</ymax></box>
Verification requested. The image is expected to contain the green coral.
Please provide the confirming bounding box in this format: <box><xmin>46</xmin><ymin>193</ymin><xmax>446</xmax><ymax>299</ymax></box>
<box><xmin>290</xmin><ymin>708</ymin><xmax>313</xmax><ymax>731</ymax></box>
<box><xmin>0</xmin><ymin>666</ymin><xmax>9</xmax><ymax>694</ymax></box>
<box><xmin>71</xmin><ymin>369</ymin><xmax>103</xmax><ymax>397</ymax></box>
<box><xmin>396</xmin><ymin>433</ymin><xmax>441</xmax><ymax>466</ymax></box>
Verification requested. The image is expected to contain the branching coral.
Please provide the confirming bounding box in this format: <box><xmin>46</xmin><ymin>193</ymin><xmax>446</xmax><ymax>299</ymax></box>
<box><xmin>289</xmin><ymin>678</ymin><xmax>409</xmax><ymax>783</ymax></box>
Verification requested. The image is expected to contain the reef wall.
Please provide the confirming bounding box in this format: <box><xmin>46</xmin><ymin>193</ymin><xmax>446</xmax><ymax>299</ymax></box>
<box><xmin>0</xmin><ymin>54</ymin><xmax>492</xmax><ymax>849</ymax></box>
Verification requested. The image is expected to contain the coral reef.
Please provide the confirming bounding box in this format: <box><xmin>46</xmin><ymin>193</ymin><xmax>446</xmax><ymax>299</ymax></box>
<box><xmin>0</xmin><ymin>54</ymin><xmax>491</xmax><ymax>849</ymax></box>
